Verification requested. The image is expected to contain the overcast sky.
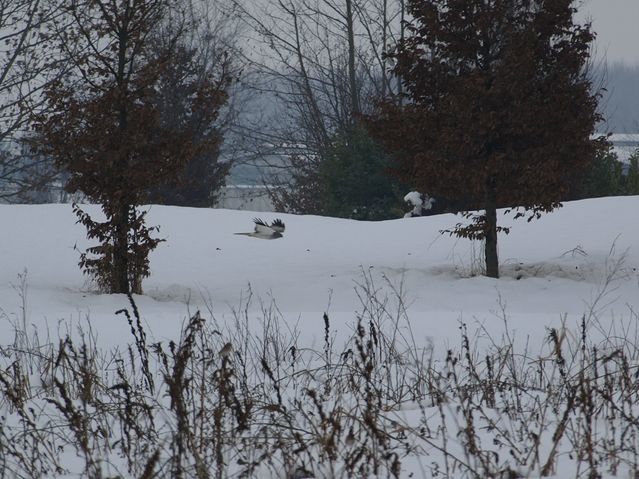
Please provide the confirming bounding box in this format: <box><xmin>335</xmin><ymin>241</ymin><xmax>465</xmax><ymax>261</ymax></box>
<box><xmin>579</xmin><ymin>0</ymin><xmax>639</xmax><ymax>65</ymax></box>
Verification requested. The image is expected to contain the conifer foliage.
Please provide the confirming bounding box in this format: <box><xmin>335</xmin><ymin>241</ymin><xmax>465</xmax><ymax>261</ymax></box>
<box><xmin>369</xmin><ymin>0</ymin><xmax>604</xmax><ymax>278</ymax></box>
<box><xmin>34</xmin><ymin>0</ymin><xmax>229</xmax><ymax>293</ymax></box>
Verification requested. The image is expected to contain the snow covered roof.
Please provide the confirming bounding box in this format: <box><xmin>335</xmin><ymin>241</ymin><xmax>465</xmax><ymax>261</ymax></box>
<box><xmin>610</xmin><ymin>134</ymin><xmax>639</xmax><ymax>162</ymax></box>
<box><xmin>595</xmin><ymin>133</ymin><xmax>639</xmax><ymax>163</ymax></box>
<box><xmin>607</xmin><ymin>133</ymin><xmax>639</xmax><ymax>143</ymax></box>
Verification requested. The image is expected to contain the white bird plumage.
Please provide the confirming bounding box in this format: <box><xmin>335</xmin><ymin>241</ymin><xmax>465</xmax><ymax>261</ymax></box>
<box><xmin>235</xmin><ymin>218</ymin><xmax>286</xmax><ymax>239</ymax></box>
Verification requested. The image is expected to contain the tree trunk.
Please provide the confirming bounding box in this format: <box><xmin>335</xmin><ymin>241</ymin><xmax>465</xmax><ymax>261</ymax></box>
<box><xmin>380</xmin><ymin>0</ymin><xmax>388</xmax><ymax>98</ymax></box>
<box><xmin>398</xmin><ymin>0</ymin><xmax>405</xmax><ymax>106</ymax></box>
<box><xmin>112</xmin><ymin>202</ymin><xmax>130</xmax><ymax>294</ymax></box>
<box><xmin>290</xmin><ymin>4</ymin><xmax>328</xmax><ymax>145</ymax></box>
<box><xmin>112</xmin><ymin>26</ymin><xmax>131</xmax><ymax>295</ymax></box>
<box><xmin>345</xmin><ymin>0</ymin><xmax>360</xmax><ymax>117</ymax></box>
<box><xmin>484</xmin><ymin>181</ymin><xmax>499</xmax><ymax>278</ymax></box>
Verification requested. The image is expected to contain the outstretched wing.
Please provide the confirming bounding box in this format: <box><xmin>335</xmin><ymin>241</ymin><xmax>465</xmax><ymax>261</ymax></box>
<box><xmin>253</xmin><ymin>217</ymin><xmax>277</xmax><ymax>236</ymax></box>
<box><xmin>270</xmin><ymin>218</ymin><xmax>285</xmax><ymax>233</ymax></box>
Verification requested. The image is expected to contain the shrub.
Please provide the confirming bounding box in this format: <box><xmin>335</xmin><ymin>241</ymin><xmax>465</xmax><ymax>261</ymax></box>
<box><xmin>319</xmin><ymin>125</ymin><xmax>405</xmax><ymax>220</ymax></box>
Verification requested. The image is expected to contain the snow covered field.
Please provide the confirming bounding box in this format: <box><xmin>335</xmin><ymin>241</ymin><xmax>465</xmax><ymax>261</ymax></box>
<box><xmin>1</xmin><ymin>197</ymin><xmax>639</xmax><ymax>478</ymax></box>
<box><xmin>2</xmin><ymin>197</ymin><xmax>638</xmax><ymax>338</ymax></box>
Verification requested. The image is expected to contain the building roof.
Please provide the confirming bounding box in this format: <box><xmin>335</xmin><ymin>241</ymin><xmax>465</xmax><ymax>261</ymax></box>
<box><xmin>596</xmin><ymin>133</ymin><xmax>639</xmax><ymax>163</ymax></box>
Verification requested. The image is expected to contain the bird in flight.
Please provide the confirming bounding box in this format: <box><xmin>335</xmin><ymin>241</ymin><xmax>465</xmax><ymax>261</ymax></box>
<box><xmin>235</xmin><ymin>218</ymin><xmax>285</xmax><ymax>239</ymax></box>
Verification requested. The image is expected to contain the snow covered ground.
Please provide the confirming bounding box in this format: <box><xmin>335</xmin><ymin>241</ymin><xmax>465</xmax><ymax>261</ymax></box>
<box><xmin>2</xmin><ymin>197</ymin><xmax>638</xmax><ymax>347</ymax></box>
<box><xmin>1</xmin><ymin>196</ymin><xmax>639</xmax><ymax>478</ymax></box>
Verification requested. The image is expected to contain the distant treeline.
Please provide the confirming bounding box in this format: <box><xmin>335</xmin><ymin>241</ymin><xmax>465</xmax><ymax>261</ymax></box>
<box><xmin>599</xmin><ymin>63</ymin><xmax>639</xmax><ymax>132</ymax></box>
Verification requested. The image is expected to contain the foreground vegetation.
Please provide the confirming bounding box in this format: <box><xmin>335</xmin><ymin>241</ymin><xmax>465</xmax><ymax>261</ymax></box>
<box><xmin>1</xmin><ymin>270</ymin><xmax>639</xmax><ymax>478</ymax></box>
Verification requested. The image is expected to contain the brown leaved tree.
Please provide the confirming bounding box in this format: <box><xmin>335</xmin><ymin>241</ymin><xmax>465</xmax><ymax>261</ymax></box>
<box><xmin>368</xmin><ymin>0</ymin><xmax>605</xmax><ymax>278</ymax></box>
<box><xmin>34</xmin><ymin>0</ymin><xmax>229</xmax><ymax>294</ymax></box>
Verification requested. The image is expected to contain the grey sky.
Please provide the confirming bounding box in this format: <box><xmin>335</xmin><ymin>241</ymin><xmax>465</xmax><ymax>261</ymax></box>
<box><xmin>578</xmin><ymin>0</ymin><xmax>639</xmax><ymax>65</ymax></box>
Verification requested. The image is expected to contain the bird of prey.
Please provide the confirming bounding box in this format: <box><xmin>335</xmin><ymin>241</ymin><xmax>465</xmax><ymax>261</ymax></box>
<box><xmin>235</xmin><ymin>218</ymin><xmax>285</xmax><ymax>239</ymax></box>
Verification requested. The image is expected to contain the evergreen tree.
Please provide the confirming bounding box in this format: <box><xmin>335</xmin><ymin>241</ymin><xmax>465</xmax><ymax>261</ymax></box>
<box><xmin>319</xmin><ymin>125</ymin><xmax>404</xmax><ymax>220</ymax></box>
<box><xmin>578</xmin><ymin>147</ymin><xmax>624</xmax><ymax>199</ymax></box>
<box><xmin>368</xmin><ymin>0</ymin><xmax>604</xmax><ymax>277</ymax></box>
<box><xmin>148</xmin><ymin>44</ymin><xmax>231</xmax><ymax>207</ymax></box>
<box><xmin>624</xmin><ymin>153</ymin><xmax>639</xmax><ymax>195</ymax></box>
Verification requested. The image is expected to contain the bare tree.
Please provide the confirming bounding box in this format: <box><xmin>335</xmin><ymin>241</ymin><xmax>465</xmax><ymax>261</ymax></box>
<box><xmin>225</xmin><ymin>0</ymin><xmax>406</xmax><ymax>212</ymax></box>
<box><xmin>0</xmin><ymin>0</ymin><xmax>63</xmax><ymax>201</ymax></box>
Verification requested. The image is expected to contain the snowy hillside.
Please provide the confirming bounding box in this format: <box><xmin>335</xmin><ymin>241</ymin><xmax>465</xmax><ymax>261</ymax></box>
<box><xmin>1</xmin><ymin>197</ymin><xmax>639</xmax><ymax>478</ymax></box>
<box><xmin>2</xmin><ymin>197</ymin><xmax>638</xmax><ymax>342</ymax></box>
